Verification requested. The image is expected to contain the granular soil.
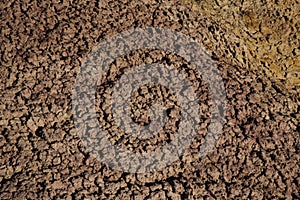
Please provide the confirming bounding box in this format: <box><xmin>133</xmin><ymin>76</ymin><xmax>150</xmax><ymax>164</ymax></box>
<box><xmin>0</xmin><ymin>0</ymin><xmax>299</xmax><ymax>199</ymax></box>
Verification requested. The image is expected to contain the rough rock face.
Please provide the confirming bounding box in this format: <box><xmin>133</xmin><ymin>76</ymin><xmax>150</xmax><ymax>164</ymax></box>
<box><xmin>0</xmin><ymin>0</ymin><xmax>299</xmax><ymax>199</ymax></box>
<box><xmin>186</xmin><ymin>0</ymin><xmax>300</xmax><ymax>92</ymax></box>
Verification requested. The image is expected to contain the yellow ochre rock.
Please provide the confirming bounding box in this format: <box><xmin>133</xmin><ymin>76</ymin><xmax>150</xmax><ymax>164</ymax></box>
<box><xmin>183</xmin><ymin>0</ymin><xmax>300</xmax><ymax>93</ymax></box>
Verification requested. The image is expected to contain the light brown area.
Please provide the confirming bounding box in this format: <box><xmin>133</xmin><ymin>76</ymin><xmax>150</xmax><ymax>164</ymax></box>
<box><xmin>184</xmin><ymin>0</ymin><xmax>300</xmax><ymax>92</ymax></box>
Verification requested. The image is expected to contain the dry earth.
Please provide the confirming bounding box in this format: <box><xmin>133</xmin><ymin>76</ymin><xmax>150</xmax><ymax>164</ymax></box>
<box><xmin>0</xmin><ymin>0</ymin><xmax>299</xmax><ymax>199</ymax></box>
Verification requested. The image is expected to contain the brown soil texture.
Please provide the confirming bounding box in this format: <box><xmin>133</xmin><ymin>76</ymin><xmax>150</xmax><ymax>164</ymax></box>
<box><xmin>1</xmin><ymin>0</ymin><xmax>299</xmax><ymax>199</ymax></box>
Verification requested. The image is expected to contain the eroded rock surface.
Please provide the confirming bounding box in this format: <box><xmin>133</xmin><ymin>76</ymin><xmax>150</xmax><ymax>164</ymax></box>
<box><xmin>0</xmin><ymin>0</ymin><xmax>299</xmax><ymax>199</ymax></box>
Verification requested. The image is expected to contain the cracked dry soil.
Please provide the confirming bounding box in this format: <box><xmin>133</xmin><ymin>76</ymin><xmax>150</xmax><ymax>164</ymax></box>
<box><xmin>1</xmin><ymin>0</ymin><xmax>299</xmax><ymax>199</ymax></box>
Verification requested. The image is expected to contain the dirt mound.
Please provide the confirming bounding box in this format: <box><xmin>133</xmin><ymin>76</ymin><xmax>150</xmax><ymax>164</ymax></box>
<box><xmin>1</xmin><ymin>0</ymin><xmax>299</xmax><ymax>199</ymax></box>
